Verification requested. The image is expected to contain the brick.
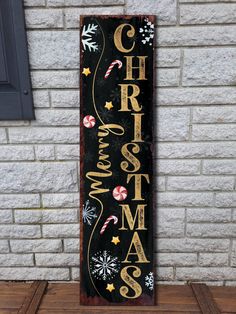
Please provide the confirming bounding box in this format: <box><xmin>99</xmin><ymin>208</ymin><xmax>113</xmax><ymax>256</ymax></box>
<box><xmin>156</xmin><ymin>69</ymin><xmax>179</xmax><ymax>87</ymax></box>
<box><xmin>36</xmin><ymin>253</ymin><xmax>79</xmax><ymax>266</ymax></box>
<box><xmin>232</xmin><ymin>211</ymin><xmax>236</xmax><ymax>222</ymax></box>
<box><xmin>64</xmin><ymin>0</ymin><xmax>125</xmax><ymax>5</ymax></box>
<box><xmin>0</xmin><ymin>129</ymin><xmax>7</xmax><ymax>143</ymax></box>
<box><xmin>71</xmin><ymin>267</ymin><xmax>80</xmax><ymax>280</ymax></box>
<box><xmin>0</xmin><ymin>194</ymin><xmax>40</xmax><ymax>209</ymax></box>
<box><xmin>0</xmin><ymin>225</ymin><xmax>41</xmax><ymax>239</ymax></box>
<box><xmin>157</xmin><ymin>160</ymin><xmax>200</xmax><ymax>175</ymax></box>
<box><xmin>187</xmin><ymin>208</ymin><xmax>232</xmax><ymax>223</ymax></box>
<box><xmin>0</xmin><ymin>241</ymin><xmax>9</xmax><ymax>253</ymax></box>
<box><xmin>0</xmin><ymin>162</ymin><xmax>78</xmax><ymax>193</ymax></box>
<box><xmin>157</xmin><ymin>253</ymin><xmax>197</xmax><ymax>266</ymax></box>
<box><xmin>183</xmin><ymin>48</ymin><xmax>236</xmax><ymax>86</ymax></box>
<box><xmin>35</xmin><ymin>145</ymin><xmax>55</xmax><ymax>160</ymax></box>
<box><xmin>43</xmin><ymin>224</ymin><xmax>79</xmax><ymax>237</ymax></box>
<box><xmin>9</xmin><ymin>127</ymin><xmax>79</xmax><ymax>144</ymax></box>
<box><xmin>32</xmin><ymin>90</ymin><xmax>50</xmax><ymax>108</ymax></box>
<box><xmin>24</xmin><ymin>0</ymin><xmax>45</xmax><ymax>6</ymax></box>
<box><xmin>216</xmin><ymin>193</ymin><xmax>236</xmax><ymax>207</ymax></box>
<box><xmin>42</xmin><ymin>193</ymin><xmax>79</xmax><ymax>208</ymax></box>
<box><xmin>187</xmin><ymin>223</ymin><xmax>236</xmax><ymax>238</ymax></box>
<box><xmin>158</xmin><ymin>25</ymin><xmax>236</xmax><ymax>46</ymax></box>
<box><xmin>199</xmin><ymin>253</ymin><xmax>228</xmax><ymax>267</ymax></box>
<box><xmin>48</xmin><ymin>0</ymin><xmax>125</xmax><ymax>5</ymax></box>
<box><xmin>126</xmin><ymin>0</ymin><xmax>176</xmax><ymax>25</ymax></box>
<box><xmin>158</xmin><ymin>281</ymin><xmax>185</xmax><ymax>285</ymax></box>
<box><xmin>156</xmin><ymin>176</ymin><xmax>165</xmax><ymax>192</ymax></box>
<box><xmin>47</xmin><ymin>0</ymin><xmax>64</xmax><ymax>6</ymax></box>
<box><xmin>158</xmin><ymin>192</ymin><xmax>213</xmax><ymax>207</ymax></box>
<box><xmin>0</xmin><ymin>210</ymin><xmax>12</xmax><ymax>223</ymax></box>
<box><xmin>10</xmin><ymin>239</ymin><xmax>62</xmax><ymax>253</ymax></box>
<box><xmin>31</xmin><ymin>70</ymin><xmax>79</xmax><ymax>88</ymax></box>
<box><xmin>176</xmin><ymin>267</ymin><xmax>236</xmax><ymax>281</ymax></box>
<box><xmin>180</xmin><ymin>4</ymin><xmax>236</xmax><ymax>25</ymax></box>
<box><xmin>158</xmin><ymin>87</ymin><xmax>236</xmax><ymax>106</ymax></box>
<box><xmin>0</xmin><ymin>121</ymin><xmax>29</xmax><ymax>127</ymax></box>
<box><xmin>157</xmin><ymin>238</ymin><xmax>230</xmax><ymax>253</ymax></box>
<box><xmin>0</xmin><ymin>254</ymin><xmax>33</xmax><ymax>266</ymax></box>
<box><xmin>33</xmin><ymin>109</ymin><xmax>79</xmax><ymax>126</ymax></box>
<box><xmin>64</xmin><ymin>239</ymin><xmax>80</xmax><ymax>252</ymax></box>
<box><xmin>158</xmin><ymin>108</ymin><xmax>190</xmax><ymax>141</ymax></box>
<box><xmin>65</xmin><ymin>7</ymin><xmax>124</xmax><ymax>28</ymax></box>
<box><xmin>192</xmin><ymin>124</ymin><xmax>236</xmax><ymax>141</ymax></box>
<box><xmin>28</xmin><ymin>31</ymin><xmax>79</xmax><ymax>69</ymax></box>
<box><xmin>193</xmin><ymin>106</ymin><xmax>236</xmax><ymax>123</ymax></box>
<box><xmin>157</xmin><ymin>267</ymin><xmax>174</xmax><ymax>280</ymax></box>
<box><xmin>56</xmin><ymin>145</ymin><xmax>79</xmax><ymax>160</ymax></box>
<box><xmin>168</xmin><ymin>176</ymin><xmax>234</xmax><ymax>191</ymax></box>
<box><xmin>157</xmin><ymin>208</ymin><xmax>185</xmax><ymax>237</ymax></box>
<box><xmin>203</xmin><ymin>160</ymin><xmax>236</xmax><ymax>175</ymax></box>
<box><xmin>51</xmin><ymin>90</ymin><xmax>79</xmax><ymax>108</ymax></box>
<box><xmin>0</xmin><ymin>146</ymin><xmax>34</xmax><ymax>161</ymax></box>
<box><xmin>158</xmin><ymin>142</ymin><xmax>236</xmax><ymax>158</ymax></box>
<box><xmin>231</xmin><ymin>241</ymin><xmax>236</xmax><ymax>266</ymax></box>
<box><xmin>0</xmin><ymin>268</ymin><xmax>69</xmax><ymax>280</ymax></box>
<box><xmin>25</xmin><ymin>9</ymin><xmax>63</xmax><ymax>28</ymax></box>
<box><xmin>180</xmin><ymin>0</ymin><xmax>236</xmax><ymax>2</ymax></box>
<box><xmin>225</xmin><ymin>281</ymin><xmax>236</xmax><ymax>287</ymax></box>
<box><xmin>15</xmin><ymin>209</ymin><xmax>78</xmax><ymax>224</ymax></box>
<box><xmin>156</xmin><ymin>48</ymin><xmax>181</xmax><ymax>67</ymax></box>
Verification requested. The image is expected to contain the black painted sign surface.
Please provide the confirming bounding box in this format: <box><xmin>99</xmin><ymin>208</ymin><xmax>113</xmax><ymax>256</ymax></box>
<box><xmin>80</xmin><ymin>15</ymin><xmax>155</xmax><ymax>306</ymax></box>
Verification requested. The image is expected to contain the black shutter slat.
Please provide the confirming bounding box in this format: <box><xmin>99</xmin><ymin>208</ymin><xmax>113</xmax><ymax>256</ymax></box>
<box><xmin>0</xmin><ymin>0</ymin><xmax>34</xmax><ymax>120</ymax></box>
<box><xmin>0</xmin><ymin>32</ymin><xmax>7</xmax><ymax>82</ymax></box>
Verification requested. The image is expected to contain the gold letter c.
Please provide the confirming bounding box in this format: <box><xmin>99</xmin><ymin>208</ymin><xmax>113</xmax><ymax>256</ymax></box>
<box><xmin>114</xmin><ymin>23</ymin><xmax>135</xmax><ymax>53</ymax></box>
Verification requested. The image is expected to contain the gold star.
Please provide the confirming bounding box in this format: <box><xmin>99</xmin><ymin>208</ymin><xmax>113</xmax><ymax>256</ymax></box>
<box><xmin>104</xmin><ymin>101</ymin><xmax>113</xmax><ymax>110</ymax></box>
<box><xmin>111</xmin><ymin>236</ymin><xmax>120</xmax><ymax>245</ymax></box>
<box><xmin>82</xmin><ymin>68</ymin><xmax>91</xmax><ymax>76</ymax></box>
<box><xmin>106</xmin><ymin>283</ymin><xmax>115</xmax><ymax>292</ymax></box>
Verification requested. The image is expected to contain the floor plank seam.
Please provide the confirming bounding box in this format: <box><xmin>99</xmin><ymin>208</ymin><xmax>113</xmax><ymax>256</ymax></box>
<box><xmin>17</xmin><ymin>281</ymin><xmax>48</xmax><ymax>314</ymax></box>
<box><xmin>190</xmin><ymin>283</ymin><xmax>221</xmax><ymax>314</ymax></box>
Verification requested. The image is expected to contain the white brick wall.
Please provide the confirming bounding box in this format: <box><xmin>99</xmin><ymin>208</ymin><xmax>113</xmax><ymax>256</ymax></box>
<box><xmin>0</xmin><ymin>0</ymin><xmax>235</xmax><ymax>284</ymax></box>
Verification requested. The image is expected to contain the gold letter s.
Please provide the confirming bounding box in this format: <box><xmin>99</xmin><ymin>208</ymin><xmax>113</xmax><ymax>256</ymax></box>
<box><xmin>120</xmin><ymin>266</ymin><xmax>142</xmax><ymax>299</ymax></box>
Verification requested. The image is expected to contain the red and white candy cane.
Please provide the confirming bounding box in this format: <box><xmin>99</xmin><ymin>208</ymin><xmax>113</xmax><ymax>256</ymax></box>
<box><xmin>100</xmin><ymin>215</ymin><xmax>118</xmax><ymax>235</ymax></box>
<box><xmin>104</xmin><ymin>60</ymin><xmax>123</xmax><ymax>79</ymax></box>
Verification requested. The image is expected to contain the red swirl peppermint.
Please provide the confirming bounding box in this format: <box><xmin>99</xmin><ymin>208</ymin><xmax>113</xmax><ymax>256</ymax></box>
<box><xmin>112</xmin><ymin>186</ymin><xmax>128</xmax><ymax>201</ymax></box>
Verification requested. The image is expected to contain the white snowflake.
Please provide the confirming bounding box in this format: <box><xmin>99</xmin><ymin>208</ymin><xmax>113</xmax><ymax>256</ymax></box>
<box><xmin>145</xmin><ymin>272</ymin><xmax>154</xmax><ymax>290</ymax></box>
<box><xmin>82</xmin><ymin>200</ymin><xmax>97</xmax><ymax>225</ymax></box>
<box><xmin>82</xmin><ymin>23</ymin><xmax>99</xmax><ymax>52</ymax></box>
<box><xmin>90</xmin><ymin>250</ymin><xmax>120</xmax><ymax>280</ymax></box>
<box><xmin>139</xmin><ymin>18</ymin><xmax>154</xmax><ymax>46</ymax></box>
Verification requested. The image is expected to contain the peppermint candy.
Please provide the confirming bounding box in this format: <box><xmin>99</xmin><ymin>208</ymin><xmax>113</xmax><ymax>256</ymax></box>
<box><xmin>112</xmin><ymin>186</ymin><xmax>128</xmax><ymax>201</ymax></box>
<box><xmin>83</xmin><ymin>115</ymin><xmax>96</xmax><ymax>128</ymax></box>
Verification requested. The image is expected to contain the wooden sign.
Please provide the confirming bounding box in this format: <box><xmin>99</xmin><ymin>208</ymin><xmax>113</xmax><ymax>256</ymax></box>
<box><xmin>80</xmin><ymin>15</ymin><xmax>155</xmax><ymax>306</ymax></box>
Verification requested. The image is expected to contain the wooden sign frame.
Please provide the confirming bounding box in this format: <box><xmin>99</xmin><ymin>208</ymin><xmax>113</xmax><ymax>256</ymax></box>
<box><xmin>80</xmin><ymin>15</ymin><xmax>155</xmax><ymax>306</ymax></box>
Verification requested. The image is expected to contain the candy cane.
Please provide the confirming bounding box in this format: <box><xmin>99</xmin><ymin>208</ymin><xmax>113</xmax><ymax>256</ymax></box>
<box><xmin>104</xmin><ymin>60</ymin><xmax>123</xmax><ymax>79</ymax></box>
<box><xmin>100</xmin><ymin>215</ymin><xmax>118</xmax><ymax>235</ymax></box>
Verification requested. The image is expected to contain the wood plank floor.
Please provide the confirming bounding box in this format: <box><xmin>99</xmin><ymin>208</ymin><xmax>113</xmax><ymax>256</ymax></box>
<box><xmin>0</xmin><ymin>282</ymin><xmax>235</xmax><ymax>313</ymax></box>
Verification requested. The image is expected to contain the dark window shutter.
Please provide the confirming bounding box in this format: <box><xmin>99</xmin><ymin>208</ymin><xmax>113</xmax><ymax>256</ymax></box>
<box><xmin>0</xmin><ymin>0</ymin><xmax>35</xmax><ymax>120</ymax></box>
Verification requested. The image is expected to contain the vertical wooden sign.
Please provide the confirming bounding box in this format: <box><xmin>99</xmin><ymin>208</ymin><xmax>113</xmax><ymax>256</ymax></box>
<box><xmin>80</xmin><ymin>15</ymin><xmax>155</xmax><ymax>305</ymax></box>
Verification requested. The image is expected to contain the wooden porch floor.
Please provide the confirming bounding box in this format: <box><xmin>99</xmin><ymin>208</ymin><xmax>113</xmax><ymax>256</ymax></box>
<box><xmin>0</xmin><ymin>282</ymin><xmax>236</xmax><ymax>314</ymax></box>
